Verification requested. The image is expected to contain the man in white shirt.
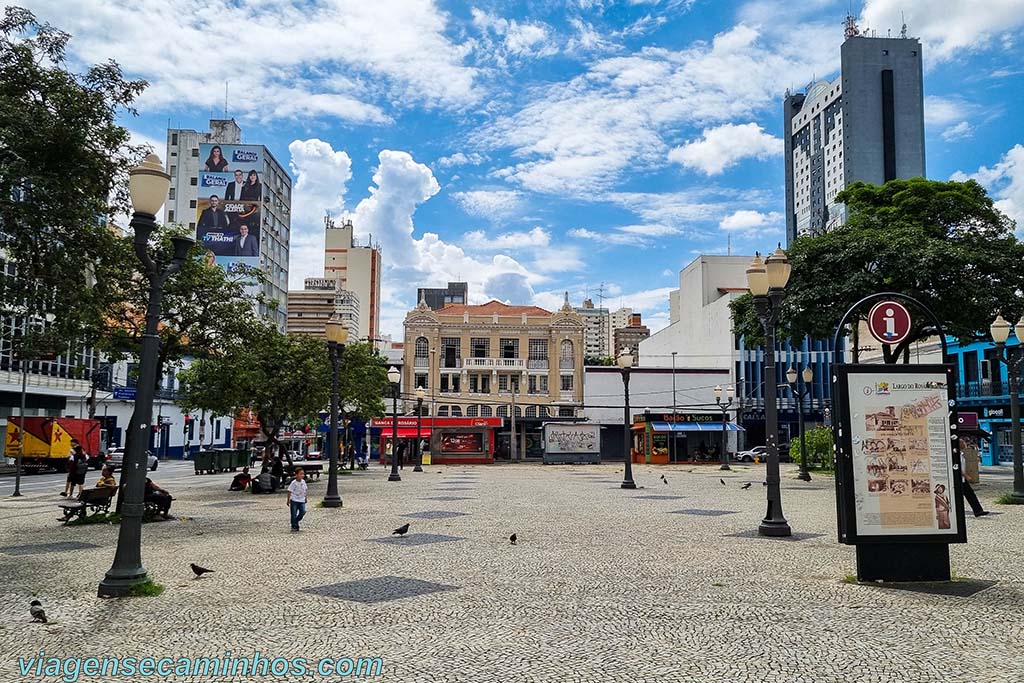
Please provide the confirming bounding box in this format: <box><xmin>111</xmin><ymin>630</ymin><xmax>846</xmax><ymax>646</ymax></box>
<box><xmin>286</xmin><ymin>468</ymin><xmax>308</xmax><ymax>531</ymax></box>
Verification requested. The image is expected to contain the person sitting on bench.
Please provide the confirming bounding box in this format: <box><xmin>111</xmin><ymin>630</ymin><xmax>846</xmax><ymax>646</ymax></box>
<box><xmin>95</xmin><ymin>466</ymin><xmax>117</xmax><ymax>490</ymax></box>
<box><xmin>144</xmin><ymin>477</ymin><xmax>173</xmax><ymax>516</ymax></box>
<box><xmin>230</xmin><ymin>466</ymin><xmax>252</xmax><ymax>491</ymax></box>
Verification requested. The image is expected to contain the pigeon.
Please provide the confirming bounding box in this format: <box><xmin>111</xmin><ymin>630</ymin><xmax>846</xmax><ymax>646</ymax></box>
<box><xmin>659</xmin><ymin>474</ymin><xmax>666</xmax><ymax>481</ymax></box>
<box><xmin>741</xmin><ymin>482</ymin><xmax>752</xmax><ymax>490</ymax></box>
<box><xmin>29</xmin><ymin>600</ymin><xmax>46</xmax><ymax>623</ymax></box>
<box><xmin>392</xmin><ymin>523</ymin><xmax>410</xmax><ymax>536</ymax></box>
<box><xmin>663</xmin><ymin>477</ymin><xmax>669</xmax><ymax>485</ymax></box>
<box><xmin>720</xmin><ymin>478</ymin><xmax>726</xmax><ymax>486</ymax></box>
<box><xmin>190</xmin><ymin>563</ymin><xmax>214</xmax><ymax>577</ymax></box>
<box><xmin>509</xmin><ymin>533</ymin><xmax>517</xmax><ymax>545</ymax></box>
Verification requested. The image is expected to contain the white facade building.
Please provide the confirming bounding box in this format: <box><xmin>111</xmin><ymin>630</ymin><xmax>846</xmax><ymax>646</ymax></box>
<box><xmin>574</xmin><ymin>299</ymin><xmax>610</xmax><ymax>359</ymax></box>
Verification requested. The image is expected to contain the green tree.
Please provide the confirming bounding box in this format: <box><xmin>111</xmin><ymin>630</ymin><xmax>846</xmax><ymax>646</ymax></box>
<box><xmin>0</xmin><ymin>7</ymin><xmax>147</xmax><ymax>350</ymax></box>
<box><xmin>731</xmin><ymin>178</ymin><xmax>1024</xmax><ymax>358</ymax></box>
<box><xmin>790</xmin><ymin>426</ymin><xmax>834</xmax><ymax>471</ymax></box>
<box><xmin>175</xmin><ymin>325</ymin><xmax>331</xmax><ymax>458</ymax></box>
<box><xmin>337</xmin><ymin>341</ymin><xmax>389</xmax><ymax>419</ymax></box>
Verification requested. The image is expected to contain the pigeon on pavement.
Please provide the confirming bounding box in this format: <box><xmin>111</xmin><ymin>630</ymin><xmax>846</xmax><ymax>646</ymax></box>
<box><xmin>29</xmin><ymin>600</ymin><xmax>46</xmax><ymax>623</ymax></box>
<box><xmin>509</xmin><ymin>533</ymin><xmax>517</xmax><ymax>545</ymax></box>
<box><xmin>393</xmin><ymin>523</ymin><xmax>410</xmax><ymax>536</ymax></box>
<box><xmin>190</xmin><ymin>563</ymin><xmax>214</xmax><ymax>577</ymax></box>
<box><xmin>741</xmin><ymin>482</ymin><xmax>752</xmax><ymax>490</ymax></box>
<box><xmin>720</xmin><ymin>478</ymin><xmax>726</xmax><ymax>486</ymax></box>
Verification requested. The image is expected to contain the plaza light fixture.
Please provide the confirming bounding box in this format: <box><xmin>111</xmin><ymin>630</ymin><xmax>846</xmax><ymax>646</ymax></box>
<box><xmin>322</xmin><ymin>316</ymin><xmax>348</xmax><ymax>508</ymax></box>
<box><xmin>414</xmin><ymin>386</ymin><xmax>426</xmax><ymax>473</ymax></box>
<box><xmin>714</xmin><ymin>384</ymin><xmax>735</xmax><ymax>471</ymax></box>
<box><xmin>99</xmin><ymin>155</ymin><xmax>193</xmax><ymax>597</ymax></box>
<box><xmin>387</xmin><ymin>366</ymin><xmax>401</xmax><ymax>482</ymax></box>
<box><xmin>746</xmin><ymin>246</ymin><xmax>792</xmax><ymax>537</ymax></box>
<box><xmin>617</xmin><ymin>348</ymin><xmax>636</xmax><ymax>489</ymax></box>
<box><xmin>990</xmin><ymin>314</ymin><xmax>1024</xmax><ymax>501</ymax></box>
<box><xmin>787</xmin><ymin>366</ymin><xmax>814</xmax><ymax>482</ymax></box>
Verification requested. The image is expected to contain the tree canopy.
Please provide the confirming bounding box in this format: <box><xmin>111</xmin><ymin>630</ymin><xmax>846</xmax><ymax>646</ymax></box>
<box><xmin>731</xmin><ymin>178</ymin><xmax>1024</xmax><ymax>358</ymax></box>
<box><xmin>337</xmin><ymin>341</ymin><xmax>389</xmax><ymax>419</ymax></box>
<box><xmin>0</xmin><ymin>7</ymin><xmax>147</xmax><ymax>350</ymax></box>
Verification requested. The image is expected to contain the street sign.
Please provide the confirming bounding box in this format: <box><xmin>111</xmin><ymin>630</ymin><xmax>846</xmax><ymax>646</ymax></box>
<box><xmin>113</xmin><ymin>388</ymin><xmax>137</xmax><ymax>400</ymax></box>
<box><xmin>867</xmin><ymin>300</ymin><xmax>912</xmax><ymax>346</ymax></box>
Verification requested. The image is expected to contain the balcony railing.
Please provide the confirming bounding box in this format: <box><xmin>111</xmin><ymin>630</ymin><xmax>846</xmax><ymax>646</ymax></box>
<box><xmin>559</xmin><ymin>359</ymin><xmax>575</xmax><ymax>369</ymax></box>
<box><xmin>440</xmin><ymin>359</ymin><xmax>462</xmax><ymax>369</ymax></box>
<box><xmin>957</xmin><ymin>380</ymin><xmax>1016</xmax><ymax>399</ymax></box>
<box><xmin>559</xmin><ymin>391</ymin><xmax>575</xmax><ymax>401</ymax></box>
<box><xmin>463</xmin><ymin>357</ymin><xmax>526</xmax><ymax>370</ymax></box>
<box><xmin>527</xmin><ymin>360</ymin><xmax>549</xmax><ymax>370</ymax></box>
<box><xmin>414</xmin><ymin>357</ymin><xmax>429</xmax><ymax>367</ymax></box>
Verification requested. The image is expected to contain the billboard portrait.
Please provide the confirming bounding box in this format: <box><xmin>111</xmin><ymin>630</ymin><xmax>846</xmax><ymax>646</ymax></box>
<box><xmin>196</xmin><ymin>144</ymin><xmax>263</xmax><ymax>262</ymax></box>
<box><xmin>440</xmin><ymin>432</ymin><xmax>484</xmax><ymax>454</ymax></box>
<box><xmin>837</xmin><ymin>366</ymin><xmax>965</xmax><ymax>542</ymax></box>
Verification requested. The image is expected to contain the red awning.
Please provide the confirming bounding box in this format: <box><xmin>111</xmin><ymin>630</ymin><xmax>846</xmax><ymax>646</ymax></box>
<box><xmin>382</xmin><ymin>428</ymin><xmax>433</xmax><ymax>439</ymax></box>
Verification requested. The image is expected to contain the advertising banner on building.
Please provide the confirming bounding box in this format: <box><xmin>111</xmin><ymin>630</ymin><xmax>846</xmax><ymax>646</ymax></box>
<box><xmin>196</xmin><ymin>144</ymin><xmax>262</xmax><ymax>274</ymax></box>
<box><xmin>440</xmin><ymin>433</ymin><xmax>484</xmax><ymax>454</ymax></box>
<box><xmin>835</xmin><ymin>365</ymin><xmax>965</xmax><ymax>543</ymax></box>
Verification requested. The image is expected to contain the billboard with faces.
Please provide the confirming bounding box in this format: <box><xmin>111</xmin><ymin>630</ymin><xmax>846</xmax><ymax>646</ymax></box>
<box><xmin>196</xmin><ymin>144</ymin><xmax>263</xmax><ymax>266</ymax></box>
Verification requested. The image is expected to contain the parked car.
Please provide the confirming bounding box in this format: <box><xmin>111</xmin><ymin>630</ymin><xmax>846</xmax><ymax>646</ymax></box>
<box><xmin>106</xmin><ymin>447</ymin><xmax>158</xmax><ymax>471</ymax></box>
<box><xmin>737</xmin><ymin>445</ymin><xmax>792</xmax><ymax>463</ymax></box>
<box><xmin>306</xmin><ymin>450</ymin><xmax>322</xmax><ymax>460</ymax></box>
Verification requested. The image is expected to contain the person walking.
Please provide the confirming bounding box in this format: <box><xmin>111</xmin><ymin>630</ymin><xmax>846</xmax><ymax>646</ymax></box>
<box><xmin>287</xmin><ymin>467</ymin><xmax>308</xmax><ymax>531</ymax></box>
<box><xmin>961</xmin><ymin>451</ymin><xmax>989</xmax><ymax>517</ymax></box>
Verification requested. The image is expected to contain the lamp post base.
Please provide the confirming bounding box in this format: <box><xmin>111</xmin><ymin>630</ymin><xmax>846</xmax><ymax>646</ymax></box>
<box><xmin>321</xmin><ymin>496</ymin><xmax>343</xmax><ymax>508</ymax></box>
<box><xmin>413</xmin><ymin>465</ymin><xmax>423</xmax><ymax>472</ymax></box>
<box><xmin>620</xmin><ymin>480</ymin><xmax>637</xmax><ymax>489</ymax></box>
<box><xmin>758</xmin><ymin>519</ymin><xmax>792</xmax><ymax>537</ymax></box>
<box><xmin>797</xmin><ymin>471</ymin><xmax>812</xmax><ymax>482</ymax></box>
<box><xmin>388</xmin><ymin>473</ymin><xmax>402</xmax><ymax>482</ymax></box>
<box><xmin>719</xmin><ymin>463</ymin><xmax>731</xmax><ymax>471</ymax></box>
<box><xmin>97</xmin><ymin>567</ymin><xmax>149</xmax><ymax>598</ymax></box>
<box><xmin>1011</xmin><ymin>490</ymin><xmax>1024</xmax><ymax>501</ymax></box>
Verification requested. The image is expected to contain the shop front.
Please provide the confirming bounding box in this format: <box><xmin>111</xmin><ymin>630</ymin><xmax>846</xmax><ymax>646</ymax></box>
<box><xmin>631</xmin><ymin>412</ymin><xmax>743</xmax><ymax>464</ymax></box>
<box><xmin>374</xmin><ymin>416</ymin><xmax>502</xmax><ymax>465</ymax></box>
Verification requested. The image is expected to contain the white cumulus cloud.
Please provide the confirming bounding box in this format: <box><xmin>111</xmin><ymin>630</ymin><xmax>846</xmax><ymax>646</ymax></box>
<box><xmin>668</xmin><ymin>123</ymin><xmax>783</xmax><ymax>176</ymax></box>
<box><xmin>952</xmin><ymin>144</ymin><xmax>1024</xmax><ymax>233</ymax></box>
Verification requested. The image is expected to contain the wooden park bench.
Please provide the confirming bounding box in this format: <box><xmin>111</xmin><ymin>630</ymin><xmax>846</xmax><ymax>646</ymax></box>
<box><xmin>57</xmin><ymin>487</ymin><xmax>117</xmax><ymax>525</ymax></box>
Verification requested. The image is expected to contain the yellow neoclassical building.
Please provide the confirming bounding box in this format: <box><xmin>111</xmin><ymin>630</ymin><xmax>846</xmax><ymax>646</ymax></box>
<box><xmin>402</xmin><ymin>294</ymin><xmax>585</xmax><ymax>421</ymax></box>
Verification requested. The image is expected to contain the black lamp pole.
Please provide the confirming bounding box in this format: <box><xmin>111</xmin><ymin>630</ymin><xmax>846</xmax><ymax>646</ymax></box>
<box><xmin>788</xmin><ymin>367</ymin><xmax>813</xmax><ymax>483</ymax></box>
<box><xmin>100</xmin><ymin>156</ymin><xmax>193</xmax><ymax>596</ymax></box>
<box><xmin>414</xmin><ymin>393</ymin><xmax>424</xmax><ymax>472</ymax></box>
<box><xmin>750</xmin><ymin>249</ymin><xmax>792</xmax><ymax>538</ymax></box>
<box><xmin>620</xmin><ymin>350</ymin><xmax>636</xmax><ymax>489</ymax></box>
<box><xmin>716</xmin><ymin>387</ymin><xmax>733</xmax><ymax>471</ymax></box>
<box><xmin>322</xmin><ymin>337</ymin><xmax>343</xmax><ymax>508</ymax></box>
<box><xmin>992</xmin><ymin>319</ymin><xmax>1024</xmax><ymax>501</ymax></box>
<box><xmin>388</xmin><ymin>370</ymin><xmax>401</xmax><ymax>482</ymax></box>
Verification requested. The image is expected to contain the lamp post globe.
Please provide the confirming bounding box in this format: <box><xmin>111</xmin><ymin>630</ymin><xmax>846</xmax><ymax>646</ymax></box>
<box><xmin>100</xmin><ymin>155</ymin><xmax>193</xmax><ymax>597</ymax></box>
<box><xmin>387</xmin><ymin>366</ymin><xmax>401</xmax><ymax>482</ymax></box>
<box><xmin>618</xmin><ymin>349</ymin><xmax>637</xmax><ymax>489</ymax></box>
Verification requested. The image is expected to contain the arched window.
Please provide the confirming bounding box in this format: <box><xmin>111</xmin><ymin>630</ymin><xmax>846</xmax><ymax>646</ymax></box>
<box><xmin>525</xmin><ymin>406</ymin><xmax>537</xmax><ymax>418</ymax></box>
<box><xmin>497</xmin><ymin>406</ymin><xmax>508</xmax><ymax>418</ymax></box>
<box><xmin>480</xmin><ymin>405</ymin><xmax>492</xmax><ymax>417</ymax></box>
<box><xmin>450</xmin><ymin>405</ymin><xmax>463</xmax><ymax>417</ymax></box>
<box><xmin>414</xmin><ymin>337</ymin><xmax>429</xmax><ymax>366</ymax></box>
<box><xmin>438</xmin><ymin>406</ymin><xmax>449</xmax><ymax>417</ymax></box>
<box><xmin>466</xmin><ymin>405</ymin><xmax>479</xmax><ymax>417</ymax></box>
<box><xmin>560</xmin><ymin>340</ymin><xmax>574</xmax><ymax>368</ymax></box>
<box><xmin>514</xmin><ymin>407</ymin><xmax>522</xmax><ymax>417</ymax></box>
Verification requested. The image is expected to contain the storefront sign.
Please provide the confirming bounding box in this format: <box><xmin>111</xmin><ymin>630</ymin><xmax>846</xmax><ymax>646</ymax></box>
<box><xmin>640</xmin><ymin>413</ymin><xmax>717</xmax><ymax>423</ymax></box>
<box><xmin>374</xmin><ymin>417</ymin><xmax>502</xmax><ymax>429</ymax></box>
<box><xmin>835</xmin><ymin>365</ymin><xmax>965</xmax><ymax>543</ymax></box>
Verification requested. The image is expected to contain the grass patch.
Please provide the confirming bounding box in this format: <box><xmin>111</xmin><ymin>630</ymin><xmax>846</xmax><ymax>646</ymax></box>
<box><xmin>315</xmin><ymin>501</ymin><xmax>326</xmax><ymax>508</ymax></box>
<box><xmin>842</xmin><ymin>574</ymin><xmax>859</xmax><ymax>584</ymax></box>
<box><xmin>996</xmin><ymin>493</ymin><xmax>1024</xmax><ymax>505</ymax></box>
<box><xmin>127</xmin><ymin>580</ymin><xmax>165</xmax><ymax>598</ymax></box>
<box><xmin>711</xmin><ymin>582</ymin><xmax>725</xmax><ymax>588</ymax></box>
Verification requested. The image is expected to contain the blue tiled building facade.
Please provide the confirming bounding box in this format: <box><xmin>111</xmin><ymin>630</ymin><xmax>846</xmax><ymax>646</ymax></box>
<box><xmin>946</xmin><ymin>336</ymin><xmax>1019</xmax><ymax>466</ymax></box>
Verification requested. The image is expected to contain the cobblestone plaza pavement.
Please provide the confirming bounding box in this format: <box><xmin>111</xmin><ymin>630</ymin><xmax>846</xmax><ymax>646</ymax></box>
<box><xmin>1</xmin><ymin>463</ymin><xmax>1022</xmax><ymax>682</ymax></box>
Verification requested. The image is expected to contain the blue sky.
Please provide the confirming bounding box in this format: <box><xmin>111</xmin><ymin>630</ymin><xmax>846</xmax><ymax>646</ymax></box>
<box><xmin>25</xmin><ymin>0</ymin><xmax>1024</xmax><ymax>337</ymax></box>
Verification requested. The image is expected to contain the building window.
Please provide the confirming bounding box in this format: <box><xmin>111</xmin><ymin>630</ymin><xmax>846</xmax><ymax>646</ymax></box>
<box><xmin>415</xmin><ymin>373</ymin><xmax>428</xmax><ymax>389</ymax></box>
<box><xmin>560</xmin><ymin>374</ymin><xmax>573</xmax><ymax>392</ymax></box>
<box><xmin>188</xmin><ymin>222</ymin><xmax>195</xmax><ymax>229</ymax></box>
<box><xmin>497</xmin><ymin>405</ymin><xmax>508</xmax><ymax>418</ymax></box>
<box><xmin>525</xmin><ymin>406</ymin><xmax>537</xmax><ymax>418</ymax></box>
<box><xmin>441</xmin><ymin>374</ymin><xmax>460</xmax><ymax>393</ymax></box>
<box><xmin>169</xmin><ymin>165</ymin><xmax>176</xmax><ymax>176</ymax></box>
<box><xmin>467</xmin><ymin>405</ymin><xmax>479</xmax><ymax>417</ymax></box>
<box><xmin>441</xmin><ymin>337</ymin><xmax>461</xmax><ymax>368</ymax></box>
<box><xmin>189</xmin><ymin>200</ymin><xmax>197</xmax><ymax>208</ymax></box>
<box><xmin>191</xmin><ymin>148</ymin><xmax>199</xmax><ymax>157</ymax></box>
<box><xmin>498</xmin><ymin>374</ymin><xmax>508</xmax><ymax>392</ymax></box>
<box><xmin>480</xmin><ymin>405</ymin><xmax>493</xmax><ymax>417</ymax></box>
<box><xmin>190</xmin><ymin>177</ymin><xmax>197</xmax><ymax>186</ymax></box>
<box><xmin>559</xmin><ymin>340</ymin><xmax>574</xmax><ymax>368</ymax></box>
<box><xmin>414</xmin><ymin>337</ymin><xmax>429</xmax><ymax>366</ymax></box>
<box><xmin>499</xmin><ymin>338</ymin><xmax>519</xmax><ymax>359</ymax></box>
<box><xmin>171</xmin><ymin>133</ymin><xmax>178</xmax><ymax>145</ymax></box>
<box><xmin>558</xmin><ymin>407</ymin><xmax>575</xmax><ymax>418</ymax></box>
<box><xmin>528</xmin><ymin>339</ymin><xmax>548</xmax><ymax>366</ymax></box>
<box><xmin>471</xmin><ymin>337</ymin><xmax>489</xmax><ymax>358</ymax></box>
<box><xmin>167</xmin><ymin>210</ymin><xmax>175</xmax><ymax>222</ymax></box>
<box><xmin>438</xmin><ymin>406</ymin><xmax>449</xmax><ymax>417</ymax></box>
<box><xmin>450</xmin><ymin>405</ymin><xmax>462</xmax><ymax>417</ymax></box>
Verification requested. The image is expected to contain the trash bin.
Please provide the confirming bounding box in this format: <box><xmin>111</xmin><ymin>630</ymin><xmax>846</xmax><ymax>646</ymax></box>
<box><xmin>232</xmin><ymin>450</ymin><xmax>248</xmax><ymax>471</ymax></box>
<box><xmin>213</xmin><ymin>450</ymin><xmax>232</xmax><ymax>472</ymax></box>
<box><xmin>194</xmin><ymin>451</ymin><xmax>214</xmax><ymax>474</ymax></box>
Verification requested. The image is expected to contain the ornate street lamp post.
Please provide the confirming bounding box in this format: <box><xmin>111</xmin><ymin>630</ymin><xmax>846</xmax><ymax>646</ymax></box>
<box><xmin>414</xmin><ymin>386</ymin><xmax>425</xmax><ymax>472</ymax></box>
<box><xmin>99</xmin><ymin>155</ymin><xmax>194</xmax><ymax>597</ymax></box>
<box><xmin>787</xmin><ymin>366</ymin><xmax>814</xmax><ymax>482</ymax></box>
<box><xmin>990</xmin><ymin>315</ymin><xmax>1024</xmax><ymax>501</ymax></box>
<box><xmin>618</xmin><ymin>348</ymin><xmax>637</xmax><ymax>489</ymax></box>
<box><xmin>387</xmin><ymin>366</ymin><xmax>401</xmax><ymax>482</ymax></box>
<box><xmin>714</xmin><ymin>384</ymin><xmax>734</xmax><ymax>471</ymax></box>
<box><xmin>322</xmin><ymin>315</ymin><xmax>347</xmax><ymax>508</ymax></box>
<box><xmin>747</xmin><ymin>247</ymin><xmax>792</xmax><ymax>537</ymax></box>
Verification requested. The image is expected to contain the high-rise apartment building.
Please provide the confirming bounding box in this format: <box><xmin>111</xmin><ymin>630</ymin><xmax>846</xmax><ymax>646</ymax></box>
<box><xmin>165</xmin><ymin>119</ymin><xmax>292</xmax><ymax>328</ymax></box>
<box><xmin>324</xmin><ymin>216</ymin><xmax>381</xmax><ymax>341</ymax></box>
<box><xmin>574</xmin><ymin>299</ymin><xmax>610</xmax><ymax>360</ymax></box>
<box><xmin>614</xmin><ymin>314</ymin><xmax>650</xmax><ymax>358</ymax></box>
<box><xmin>609</xmin><ymin>307</ymin><xmax>634</xmax><ymax>353</ymax></box>
<box><xmin>417</xmin><ymin>282</ymin><xmax>468</xmax><ymax>311</ymax></box>
<box><xmin>285</xmin><ymin>278</ymin><xmax>359</xmax><ymax>339</ymax></box>
<box><xmin>784</xmin><ymin>17</ymin><xmax>924</xmax><ymax>243</ymax></box>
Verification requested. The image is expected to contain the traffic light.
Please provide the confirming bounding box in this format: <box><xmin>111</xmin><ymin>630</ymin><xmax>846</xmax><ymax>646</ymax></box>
<box><xmin>183</xmin><ymin>415</ymin><xmax>192</xmax><ymax>434</ymax></box>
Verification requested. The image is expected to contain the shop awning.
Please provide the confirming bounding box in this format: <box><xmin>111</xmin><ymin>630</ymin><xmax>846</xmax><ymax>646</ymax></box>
<box><xmin>381</xmin><ymin>427</ymin><xmax>433</xmax><ymax>439</ymax></box>
<box><xmin>650</xmin><ymin>421</ymin><xmax>744</xmax><ymax>432</ymax></box>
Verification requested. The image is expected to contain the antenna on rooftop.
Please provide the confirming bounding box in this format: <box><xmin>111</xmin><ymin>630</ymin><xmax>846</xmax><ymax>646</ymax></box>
<box><xmin>843</xmin><ymin>12</ymin><xmax>860</xmax><ymax>39</ymax></box>
<box><xmin>224</xmin><ymin>81</ymin><xmax>229</xmax><ymax>118</ymax></box>
<box><xmin>900</xmin><ymin>12</ymin><xmax>908</xmax><ymax>38</ymax></box>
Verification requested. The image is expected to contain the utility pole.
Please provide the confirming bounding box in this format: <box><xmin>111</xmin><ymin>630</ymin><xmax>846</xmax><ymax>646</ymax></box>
<box><xmin>671</xmin><ymin>351</ymin><xmax>678</xmax><ymax>464</ymax></box>
<box><xmin>510</xmin><ymin>386</ymin><xmax>517</xmax><ymax>461</ymax></box>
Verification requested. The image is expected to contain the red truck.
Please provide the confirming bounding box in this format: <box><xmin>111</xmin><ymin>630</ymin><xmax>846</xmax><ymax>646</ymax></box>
<box><xmin>5</xmin><ymin>417</ymin><xmax>102</xmax><ymax>472</ymax></box>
